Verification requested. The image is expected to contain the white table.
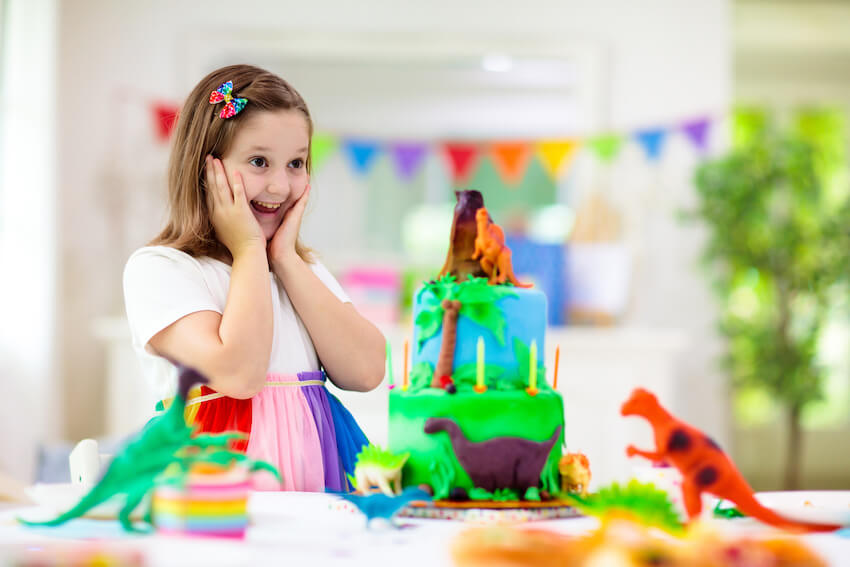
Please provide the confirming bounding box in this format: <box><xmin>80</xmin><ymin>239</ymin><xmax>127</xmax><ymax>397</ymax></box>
<box><xmin>2</xmin><ymin>492</ymin><xmax>850</xmax><ymax>566</ymax></box>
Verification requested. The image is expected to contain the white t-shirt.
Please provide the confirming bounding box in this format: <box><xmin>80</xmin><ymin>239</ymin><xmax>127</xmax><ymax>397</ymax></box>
<box><xmin>123</xmin><ymin>245</ymin><xmax>351</xmax><ymax>402</ymax></box>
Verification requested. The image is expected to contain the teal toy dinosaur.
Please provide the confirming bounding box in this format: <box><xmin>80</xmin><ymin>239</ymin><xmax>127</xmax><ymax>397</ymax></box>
<box><xmin>20</xmin><ymin>365</ymin><xmax>279</xmax><ymax>532</ymax></box>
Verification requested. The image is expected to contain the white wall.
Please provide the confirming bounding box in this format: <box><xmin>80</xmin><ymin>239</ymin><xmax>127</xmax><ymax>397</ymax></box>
<box><xmin>0</xmin><ymin>0</ymin><xmax>59</xmax><ymax>481</ymax></box>
<box><xmin>54</xmin><ymin>0</ymin><xmax>731</xmax><ymax>460</ymax></box>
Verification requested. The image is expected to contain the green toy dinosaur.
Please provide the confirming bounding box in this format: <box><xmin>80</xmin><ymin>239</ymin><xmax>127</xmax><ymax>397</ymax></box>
<box><xmin>20</xmin><ymin>365</ymin><xmax>279</xmax><ymax>532</ymax></box>
<box><xmin>348</xmin><ymin>444</ymin><xmax>410</xmax><ymax>496</ymax></box>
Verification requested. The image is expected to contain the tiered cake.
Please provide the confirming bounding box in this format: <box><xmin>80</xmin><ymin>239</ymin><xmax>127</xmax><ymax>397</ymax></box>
<box><xmin>389</xmin><ymin>190</ymin><xmax>565</xmax><ymax>501</ymax></box>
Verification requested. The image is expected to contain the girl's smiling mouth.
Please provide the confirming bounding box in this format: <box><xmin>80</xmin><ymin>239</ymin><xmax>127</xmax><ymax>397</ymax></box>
<box><xmin>251</xmin><ymin>200</ymin><xmax>283</xmax><ymax>214</ymax></box>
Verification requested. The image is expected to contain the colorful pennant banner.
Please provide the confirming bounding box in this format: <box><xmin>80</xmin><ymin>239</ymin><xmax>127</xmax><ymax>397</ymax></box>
<box><xmin>309</xmin><ymin>115</ymin><xmax>714</xmax><ymax>184</ymax></box>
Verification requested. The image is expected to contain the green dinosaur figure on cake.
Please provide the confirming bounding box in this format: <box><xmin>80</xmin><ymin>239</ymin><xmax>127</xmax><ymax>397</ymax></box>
<box><xmin>20</xmin><ymin>366</ymin><xmax>279</xmax><ymax>532</ymax></box>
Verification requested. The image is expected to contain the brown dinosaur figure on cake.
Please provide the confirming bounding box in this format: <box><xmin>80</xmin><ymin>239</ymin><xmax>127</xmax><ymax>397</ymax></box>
<box><xmin>621</xmin><ymin>388</ymin><xmax>841</xmax><ymax>533</ymax></box>
<box><xmin>425</xmin><ymin>417</ymin><xmax>561</xmax><ymax>495</ymax></box>
<box><xmin>472</xmin><ymin>207</ymin><xmax>532</xmax><ymax>288</ymax></box>
<box><xmin>438</xmin><ymin>190</ymin><xmax>489</xmax><ymax>282</ymax></box>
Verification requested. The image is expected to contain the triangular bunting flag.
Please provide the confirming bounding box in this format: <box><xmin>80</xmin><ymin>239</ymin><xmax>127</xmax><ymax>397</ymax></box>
<box><xmin>443</xmin><ymin>142</ymin><xmax>480</xmax><ymax>184</ymax></box>
<box><xmin>389</xmin><ymin>142</ymin><xmax>428</xmax><ymax>181</ymax></box>
<box><xmin>343</xmin><ymin>139</ymin><xmax>381</xmax><ymax>176</ymax></box>
<box><xmin>536</xmin><ymin>139</ymin><xmax>579</xmax><ymax>180</ymax></box>
<box><xmin>634</xmin><ymin>128</ymin><xmax>668</xmax><ymax>162</ymax></box>
<box><xmin>681</xmin><ymin>117</ymin><xmax>712</xmax><ymax>153</ymax></box>
<box><xmin>490</xmin><ymin>142</ymin><xmax>533</xmax><ymax>186</ymax></box>
<box><xmin>588</xmin><ymin>133</ymin><xmax>623</xmax><ymax>163</ymax></box>
<box><xmin>151</xmin><ymin>101</ymin><xmax>179</xmax><ymax>143</ymax></box>
<box><xmin>310</xmin><ymin>133</ymin><xmax>338</xmax><ymax>172</ymax></box>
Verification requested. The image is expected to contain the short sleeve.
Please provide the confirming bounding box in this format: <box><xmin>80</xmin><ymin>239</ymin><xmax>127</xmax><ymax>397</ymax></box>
<box><xmin>309</xmin><ymin>260</ymin><xmax>351</xmax><ymax>304</ymax></box>
<box><xmin>123</xmin><ymin>247</ymin><xmax>222</xmax><ymax>352</ymax></box>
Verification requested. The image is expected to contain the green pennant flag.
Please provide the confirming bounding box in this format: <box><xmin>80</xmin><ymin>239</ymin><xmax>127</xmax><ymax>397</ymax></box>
<box><xmin>310</xmin><ymin>132</ymin><xmax>338</xmax><ymax>172</ymax></box>
<box><xmin>588</xmin><ymin>133</ymin><xmax>623</xmax><ymax>163</ymax></box>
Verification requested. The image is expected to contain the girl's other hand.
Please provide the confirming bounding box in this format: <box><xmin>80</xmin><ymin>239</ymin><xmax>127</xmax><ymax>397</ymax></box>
<box><xmin>268</xmin><ymin>183</ymin><xmax>311</xmax><ymax>271</ymax></box>
<box><xmin>205</xmin><ymin>156</ymin><xmax>265</xmax><ymax>258</ymax></box>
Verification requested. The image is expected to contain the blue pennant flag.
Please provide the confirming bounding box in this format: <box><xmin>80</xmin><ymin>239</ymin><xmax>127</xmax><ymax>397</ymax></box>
<box><xmin>344</xmin><ymin>139</ymin><xmax>381</xmax><ymax>176</ymax></box>
<box><xmin>635</xmin><ymin>128</ymin><xmax>668</xmax><ymax>162</ymax></box>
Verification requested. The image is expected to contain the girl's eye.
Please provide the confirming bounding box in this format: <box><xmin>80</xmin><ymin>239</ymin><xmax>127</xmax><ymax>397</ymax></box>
<box><xmin>288</xmin><ymin>158</ymin><xmax>305</xmax><ymax>169</ymax></box>
<box><xmin>249</xmin><ymin>157</ymin><xmax>267</xmax><ymax>168</ymax></box>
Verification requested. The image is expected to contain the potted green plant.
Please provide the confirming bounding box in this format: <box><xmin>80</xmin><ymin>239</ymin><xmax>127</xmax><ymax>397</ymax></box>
<box><xmin>689</xmin><ymin>111</ymin><xmax>849</xmax><ymax>489</ymax></box>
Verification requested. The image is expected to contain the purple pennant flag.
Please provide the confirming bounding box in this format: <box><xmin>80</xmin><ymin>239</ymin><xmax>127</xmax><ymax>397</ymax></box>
<box><xmin>681</xmin><ymin>117</ymin><xmax>712</xmax><ymax>153</ymax></box>
<box><xmin>389</xmin><ymin>142</ymin><xmax>428</xmax><ymax>181</ymax></box>
<box><xmin>635</xmin><ymin>128</ymin><xmax>668</xmax><ymax>162</ymax></box>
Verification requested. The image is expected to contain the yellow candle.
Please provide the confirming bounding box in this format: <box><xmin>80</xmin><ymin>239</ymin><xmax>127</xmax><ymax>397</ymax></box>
<box><xmin>475</xmin><ymin>337</ymin><xmax>486</xmax><ymax>393</ymax></box>
<box><xmin>402</xmin><ymin>339</ymin><xmax>409</xmax><ymax>391</ymax></box>
<box><xmin>529</xmin><ymin>340</ymin><xmax>537</xmax><ymax>391</ymax></box>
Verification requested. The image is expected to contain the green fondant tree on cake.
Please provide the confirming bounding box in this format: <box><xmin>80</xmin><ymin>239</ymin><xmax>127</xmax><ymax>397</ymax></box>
<box><xmin>414</xmin><ymin>275</ymin><xmax>517</xmax><ymax>387</ymax></box>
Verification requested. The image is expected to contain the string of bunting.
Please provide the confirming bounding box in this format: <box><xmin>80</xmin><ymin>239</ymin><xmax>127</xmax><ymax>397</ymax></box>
<box><xmin>149</xmin><ymin>101</ymin><xmax>712</xmax><ymax>186</ymax></box>
<box><xmin>310</xmin><ymin>116</ymin><xmax>713</xmax><ymax>185</ymax></box>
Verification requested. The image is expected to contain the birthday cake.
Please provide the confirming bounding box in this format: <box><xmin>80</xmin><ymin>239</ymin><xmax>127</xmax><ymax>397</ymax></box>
<box><xmin>388</xmin><ymin>191</ymin><xmax>571</xmax><ymax>503</ymax></box>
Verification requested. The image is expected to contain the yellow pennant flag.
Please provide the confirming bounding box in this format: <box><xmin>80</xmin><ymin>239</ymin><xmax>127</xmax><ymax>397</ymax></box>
<box><xmin>536</xmin><ymin>139</ymin><xmax>579</xmax><ymax>180</ymax></box>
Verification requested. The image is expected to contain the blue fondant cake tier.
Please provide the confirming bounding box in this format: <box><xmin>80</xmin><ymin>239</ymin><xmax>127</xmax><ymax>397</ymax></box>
<box><xmin>412</xmin><ymin>285</ymin><xmax>547</xmax><ymax>384</ymax></box>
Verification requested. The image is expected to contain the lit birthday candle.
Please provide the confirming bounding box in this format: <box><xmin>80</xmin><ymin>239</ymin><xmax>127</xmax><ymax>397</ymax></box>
<box><xmin>402</xmin><ymin>339</ymin><xmax>409</xmax><ymax>391</ymax></box>
<box><xmin>527</xmin><ymin>339</ymin><xmax>538</xmax><ymax>395</ymax></box>
<box><xmin>474</xmin><ymin>336</ymin><xmax>487</xmax><ymax>393</ymax></box>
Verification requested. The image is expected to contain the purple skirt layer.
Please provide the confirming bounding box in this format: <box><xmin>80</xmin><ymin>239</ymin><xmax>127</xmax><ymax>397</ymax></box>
<box><xmin>297</xmin><ymin>372</ymin><xmax>348</xmax><ymax>492</ymax></box>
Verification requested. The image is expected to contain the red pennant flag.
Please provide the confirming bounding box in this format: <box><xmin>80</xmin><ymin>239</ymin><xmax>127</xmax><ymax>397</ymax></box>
<box><xmin>490</xmin><ymin>142</ymin><xmax>532</xmax><ymax>186</ymax></box>
<box><xmin>151</xmin><ymin>101</ymin><xmax>180</xmax><ymax>143</ymax></box>
<box><xmin>442</xmin><ymin>142</ymin><xmax>480</xmax><ymax>184</ymax></box>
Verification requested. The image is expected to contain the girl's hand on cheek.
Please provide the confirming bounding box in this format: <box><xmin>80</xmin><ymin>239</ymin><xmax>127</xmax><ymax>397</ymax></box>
<box><xmin>205</xmin><ymin>156</ymin><xmax>265</xmax><ymax>258</ymax></box>
<box><xmin>268</xmin><ymin>184</ymin><xmax>310</xmax><ymax>271</ymax></box>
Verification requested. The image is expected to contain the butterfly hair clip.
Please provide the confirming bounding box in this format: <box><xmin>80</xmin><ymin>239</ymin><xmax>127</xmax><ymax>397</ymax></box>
<box><xmin>208</xmin><ymin>81</ymin><xmax>247</xmax><ymax>119</ymax></box>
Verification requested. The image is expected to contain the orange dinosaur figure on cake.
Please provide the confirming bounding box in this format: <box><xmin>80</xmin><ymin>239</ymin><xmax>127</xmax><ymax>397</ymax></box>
<box><xmin>621</xmin><ymin>388</ymin><xmax>841</xmax><ymax>533</ymax></box>
<box><xmin>471</xmin><ymin>207</ymin><xmax>532</xmax><ymax>288</ymax></box>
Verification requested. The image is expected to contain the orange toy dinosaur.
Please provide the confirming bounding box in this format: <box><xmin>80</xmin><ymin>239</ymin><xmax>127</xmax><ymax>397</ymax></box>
<box><xmin>621</xmin><ymin>388</ymin><xmax>841</xmax><ymax>533</ymax></box>
<box><xmin>559</xmin><ymin>452</ymin><xmax>591</xmax><ymax>496</ymax></box>
<box><xmin>471</xmin><ymin>207</ymin><xmax>532</xmax><ymax>288</ymax></box>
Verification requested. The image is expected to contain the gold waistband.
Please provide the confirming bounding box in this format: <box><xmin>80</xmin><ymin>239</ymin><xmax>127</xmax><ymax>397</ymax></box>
<box><xmin>158</xmin><ymin>378</ymin><xmax>326</xmax><ymax>412</ymax></box>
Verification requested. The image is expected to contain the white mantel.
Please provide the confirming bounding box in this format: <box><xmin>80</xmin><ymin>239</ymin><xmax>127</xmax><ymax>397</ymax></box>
<box><xmin>94</xmin><ymin>317</ymin><xmax>686</xmax><ymax>488</ymax></box>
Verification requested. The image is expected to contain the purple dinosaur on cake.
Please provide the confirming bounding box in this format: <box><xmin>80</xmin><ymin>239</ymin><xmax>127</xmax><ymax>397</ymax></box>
<box><xmin>424</xmin><ymin>417</ymin><xmax>562</xmax><ymax>495</ymax></box>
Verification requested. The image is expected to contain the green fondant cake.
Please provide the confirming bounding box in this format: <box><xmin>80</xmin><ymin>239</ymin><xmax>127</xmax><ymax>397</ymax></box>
<box><xmin>388</xmin><ymin>387</ymin><xmax>564</xmax><ymax>500</ymax></box>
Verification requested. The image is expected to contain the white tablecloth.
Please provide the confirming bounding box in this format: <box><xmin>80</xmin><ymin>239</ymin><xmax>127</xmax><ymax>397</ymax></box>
<box><xmin>2</xmin><ymin>492</ymin><xmax>850</xmax><ymax>566</ymax></box>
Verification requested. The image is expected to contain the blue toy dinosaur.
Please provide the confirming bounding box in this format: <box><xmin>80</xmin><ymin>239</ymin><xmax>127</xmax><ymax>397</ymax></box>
<box><xmin>337</xmin><ymin>487</ymin><xmax>432</xmax><ymax>527</ymax></box>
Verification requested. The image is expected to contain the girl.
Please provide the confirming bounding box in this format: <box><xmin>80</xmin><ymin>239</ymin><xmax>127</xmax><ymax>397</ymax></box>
<box><xmin>123</xmin><ymin>64</ymin><xmax>385</xmax><ymax>492</ymax></box>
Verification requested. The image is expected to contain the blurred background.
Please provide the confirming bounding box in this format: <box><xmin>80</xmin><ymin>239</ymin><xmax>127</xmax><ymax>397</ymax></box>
<box><xmin>1</xmin><ymin>0</ymin><xmax>849</xmax><ymax>491</ymax></box>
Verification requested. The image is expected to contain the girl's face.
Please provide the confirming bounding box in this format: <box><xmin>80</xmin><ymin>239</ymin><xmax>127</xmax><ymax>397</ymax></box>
<box><xmin>220</xmin><ymin>109</ymin><xmax>310</xmax><ymax>241</ymax></box>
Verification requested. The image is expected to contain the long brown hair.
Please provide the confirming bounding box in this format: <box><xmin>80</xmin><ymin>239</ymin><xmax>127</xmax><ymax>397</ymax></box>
<box><xmin>151</xmin><ymin>64</ymin><xmax>313</xmax><ymax>262</ymax></box>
